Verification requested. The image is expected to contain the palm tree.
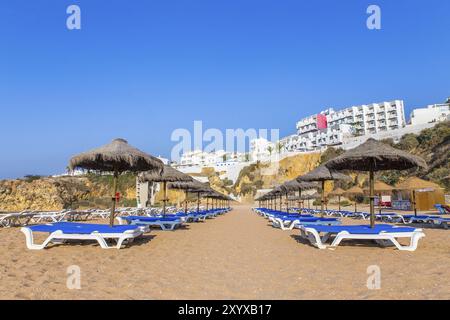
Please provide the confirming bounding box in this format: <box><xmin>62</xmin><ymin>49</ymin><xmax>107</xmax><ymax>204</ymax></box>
<box><xmin>276</xmin><ymin>142</ymin><xmax>285</xmax><ymax>154</ymax></box>
<box><xmin>267</xmin><ymin>145</ymin><xmax>274</xmax><ymax>157</ymax></box>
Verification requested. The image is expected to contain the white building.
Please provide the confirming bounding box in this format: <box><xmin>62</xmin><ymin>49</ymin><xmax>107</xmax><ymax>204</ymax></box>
<box><xmin>293</xmin><ymin>100</ymin><xmax>406</xmax><ymax>151</ymax></box>
<box><xmin>410</xmin><ymin>103</ymin><xmax>450</xmax><ymax>125</ymax></box>
<box><xmin>250</xmin><ymin>138</ymin><xmax>275</xmax><ymax>162</ymax></box>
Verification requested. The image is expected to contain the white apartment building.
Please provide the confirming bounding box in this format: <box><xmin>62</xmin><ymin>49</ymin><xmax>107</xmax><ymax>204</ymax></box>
<box><xmin>294</xmin><ymin>100</ymin><xmax>406</xmax><ymax>151</ymax></box>
<box><xmin>410</xmin><ymin>103</ymin><xmax>450</xmax><ymax>125</ymax></box>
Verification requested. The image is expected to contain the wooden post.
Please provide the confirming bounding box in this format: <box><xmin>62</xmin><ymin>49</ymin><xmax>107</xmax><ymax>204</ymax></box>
<box><xmin>162</xmin><ymin>181</ymin><xmax>167</xmax><ymax>217</ymax></box>
<box><xmin>109</xmin><ymin>170</ymin><xmax>119</xmax><ymax>227</ymax></box>
<box><xmin>338</xmin><ymin>195</ymin><xmax>341</xmax><ymax>212</ymax></box>
<box><xmin>184</xmin><ymin>190</ymin><xmax>188</xmax><ymax>214</ymax></box>
<box><xmin>197</xmin><ymin>192</ymin><xmax>200</xmax><ymax>213</ymax></box>
<box><xmin>412</xmin><ymin>190</ymin><xmax>417</xmax><ymax>217</ymax></box>
<box><xmin>369</xmin><ymin>170</ymin><xmax>375</xmax><ymax>228</ymax></box>
<box><xmin>321</xmin><ymin>180</ymin><xmax>325</xmax><ymax>217</ymax></box>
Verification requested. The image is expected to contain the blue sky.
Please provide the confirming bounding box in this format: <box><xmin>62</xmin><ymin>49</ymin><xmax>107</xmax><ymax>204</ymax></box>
<box><xmin>0</xmin><ymin>0</ymin><xmax>449</xmax><ymax>179</ymax></box>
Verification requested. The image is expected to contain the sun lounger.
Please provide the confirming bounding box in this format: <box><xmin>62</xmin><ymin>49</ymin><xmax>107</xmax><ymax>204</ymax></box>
<box><xmin>117</xmin><ymin>216</ymin><xmax>184</xmax><ymax>231</ymax></box>
<box><xmin>403</xmin><ymin>215</ymin><xmax>450</xmax><ymax>229</ymax></box>
<box><xmin>21</xmin><ymin>222</ymin><xmax>146</xmax><ymax>250</ymax></box>
<box><xmin>271</xmin><ymin>216</ymin><xmax>341</xmax><ymax>230</ymax></box>
<box><xmin>298</xmin><ymin>224</ymin><xmax>425</xmax><ymax>251</ymax></box>
<box><xmin>0</xmin><ymin>211</ymin><xmax>36</xmax><ymax>227</ymax></box>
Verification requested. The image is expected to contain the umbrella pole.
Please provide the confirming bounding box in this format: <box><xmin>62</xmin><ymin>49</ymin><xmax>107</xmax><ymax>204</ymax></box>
<box><xmin>369</xmin><ymin>170</ymin><xmax>375</xmax><ymax>228</ymax></box>
<box><xmin>286</xmin><ymin>193</ymin><xmax>289</xmax><ymax>214</ymax></box>
<box><xmin>338</xmin><ymin>195</ymin><xmax>341</xmax><ymax>212</ymax></box>
<box><xmin>379</xmin><ymin>192</ymin><xmax>382</xmax><ymax>214</ymax></box>
<box><xmin>163</xmin><ymin>181</ymin><xmax>167</xmax><ymax>217</ymax></box>
<box><xmin>413</xmin><ymin>190</ymin><xmax>417</xmax><ymax>217</ymax></box>
<box><xmin>109</xmin><ymin>170</ymin><xmax>119</xmax><ymax>227</ymax></box>
<box><xmin>185</xmin><ymin>190</ymin><xmax>188</xmax><ymax>214</ymax></box>
<box><xmin>321</xmin><ymin>180</ymin><xmax>325</xmax><ymax>218</ymax></box>
<box><xmin>197</xmin><ymin>192</ymin><xmax>200</xmax><ymax>213</ymax></box>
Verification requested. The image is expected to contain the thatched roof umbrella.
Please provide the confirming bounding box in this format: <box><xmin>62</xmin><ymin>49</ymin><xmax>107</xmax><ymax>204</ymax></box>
<box><xmin>280</xmin><ymin>179</ymin><xmax>316</xmax><ymax>213</ymax></box>
<box><xmin>326</xmin><ymin>138</ymin><xmax>427</xmax><ymax>227</ymax></box>
<box><xmin>139</xmin><ymin>165</ymin><xmax>193</xmax><ymax>216</ymax></box>
<box><xmin>394</xmin><ymin>177</ymin><xmax>442</xmax><ymax>216</ymax></box>
<box><xmin>168</xmin><ymin>180</ymin><xmax>211</xmax><ymax>213</ymax></box>
<box><xmin>363</xmin><ymin>181</ymin><xmax>394</xmax><ymax>214</ymax></box>
<box><xmin>297</xmin><ymin>165</ymin><xmax>351</xmax><ymax>217</ymax></box>
<box><xmin>344</xmin><ymin>186</ymin><xmax>364</xmax><ymax>213</ymax></box>
<box><xmin>329</xmin><ymin>187</ymin><xmax>346</xmax><ymax>211</ymax></box>
<box><xmin>301</xmin><ymin>192</ymin><xmax>321</xmax><ymax>210</ymax></box>
<box><xmin>69</xmin><ymin>138</ymin><xmax>164</xmax><ymax>226</ymax></box>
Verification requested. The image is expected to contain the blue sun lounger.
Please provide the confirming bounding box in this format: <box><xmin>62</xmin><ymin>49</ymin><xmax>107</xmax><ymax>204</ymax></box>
<box><xmin>271</xmin><ymin>216</ymin><xmax>341</xmax><ymax>230</ymax></box>
<box><xmin>298</xmin><ymin>224</ymin><xmax>425</xmax><ymax>251</ymax></box>
<box><xmin>402</xmin><ymin>215</ymin><xmax>450</xmax><ymax>229</ymax></box>
<box><xmin>21</xmin><ymin>222</ymin><xmax>146</xmax><ymax>250</ymax></box>
<box><xmin>117</xmin><ymin>216</ymin><xmax>184</xmax><ymax>231</ymax></box>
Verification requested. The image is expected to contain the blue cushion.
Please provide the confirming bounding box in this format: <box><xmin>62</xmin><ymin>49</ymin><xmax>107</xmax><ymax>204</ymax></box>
<box><xmin>28</xmin><ymin>222</ymin><xmax>139</xmax><ymax>234</ymax></box>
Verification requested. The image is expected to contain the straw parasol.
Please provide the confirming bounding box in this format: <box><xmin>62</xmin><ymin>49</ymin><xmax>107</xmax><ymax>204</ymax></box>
<box><xmin>364</xmin><ymin>181</ymin><xmax>394</xmax><ymax>214</ymax></box>
<box><xmin>168</xmin><ymin>180</ymin><xmax>211</xmax><ymax>213</ymax></box>
<box><xmin>344</xmin><ymin>186</ymin><xmax>364</xmax><ymax>213</ymax></box>
<box><xmin>326</xmin><ymin>138</ymin><xmax>427</xmax><ymax>227</ymax></box>
<box><xmin>139</xmin><ymin>165</ymin><xmax>193</xmax><ymax>216</ymax></box>
<box><xmin>297</xmin><ymin>165</ymin><xmax>351</xmax><ymax>217</ymax></box>
<box><xmin>329</xmin><ymin>187</ymin><xmax>345</xmax><ymax>211</ymax></box>
<box><xmin>69</xmin><ymin>138</ymin><xmax>164</xmax><ymax>226</ymax></box>
<box><xmin>281</xmin><ymin>179</ymin><xmax>316</xmax><ymax>213</ymax></box>
<box><xmin>395</xmin><ymin>177</ymin><xmax>442</xmax><ymax>216</ymax></box>
<box><xmin>301</xmin><ymin>192</ymin><xmax>321</xmax><ymax>210</ymax></box>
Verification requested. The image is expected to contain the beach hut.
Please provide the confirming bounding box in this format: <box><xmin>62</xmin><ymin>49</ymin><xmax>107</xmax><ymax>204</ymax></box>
<box><xmin>326</xmin><ymin>138</ymin><xmax>427</xmax><ymax>227</ymax></box>
<box><xmin>297</xmin><ymin>165</ymin><xmax>351</xmax><ymax>217</ymax></box>
<box><xmin>139</xmin><ymin>165</ymin><xmax>193</xmax><ymax>216</ymax></box>
<box><xmin>69</xmin><ymin>138</ymin><xmax>164</xmax><ymax>226</ymax></box>
<box><xmin>344</xmin><ymin>186</ymin><xmax>365</xmax><ymax>213</ymax></box>
<box><xmin>395</xmin><ymin>177</ymin><xmax>445</xmax><ymax>215</ymax></box>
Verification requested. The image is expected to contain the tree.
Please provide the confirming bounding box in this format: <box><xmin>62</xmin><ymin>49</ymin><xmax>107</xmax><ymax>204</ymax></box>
<box><xmin>276</xmin><ymin>142</ymin><xmax>285</xmax><ymax>154</ymax></box>
<box><xmin>222</xmin><ymin>154</ymin><xmax>227</xmax><ymax>162</ymax></box>
<box><xmin>267</xmin><ymin>145</ymin><xmax>274</xmax><ymax>156</ymax></box>
<box><xmin>396</xmin><ymin>134</ymin><xmax>419</xmax><ymax>151</ymax></box>
<box><xmin>446</xmin><ymin>97</ymin><xmax>450</xmax><ymax>104</ymax></box>
<box><xmin>244</xmin><ymin>153</ymin><xmax>250</xmax><ymax>162</ymax></box>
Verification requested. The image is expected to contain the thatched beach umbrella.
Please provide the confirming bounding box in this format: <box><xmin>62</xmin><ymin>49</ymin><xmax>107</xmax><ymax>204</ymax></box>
<box><xmin>139</xmin><ymin>165</ymin><xmax>193</xmax><ymax>216</ymax></box>
<box><xmin>69</xmin><ymin>138</ymin><xmax>164</xmax><ymax>226</ymax></box>
<box><xmin>168</xmin><ymin>180</ymin><xmax>211</xmax><ymax>213</ymax></box>
<box><xmin>329</xmin><ymin>187</ymin><xmax>346</xmax><ymax>211</ymax></box>
<box><xmin>280</xmin><ymin>179</ymin><xmax>316</xmax><ymax>213</ymax></box>
<box><xmin>364</xmin><ymin>181</ymin><xmax>394</xmax><ymax>214</ymax></box>
<box><xmin>297</xmin><ymin>165</ymin><xmax>351</xmax><ymax>217</ymax></box>
<box><xmin>301</xmin><ymin>192</ymin><xmax>320</xmax><ymax>209</ymax></box>
<box><xmin>326</xmin><ymin>138</ymin><xmax>427</xmax><ymax>227</ymax></box>
<box><xmin>344</xmin><ymin>186</ymin><xmax>364</xmax><ymax>213</ymax></box>
<box><xmin>395</xmin><ymin>177</ymin><xmax>441</xmax><ymax>216</ymax></box>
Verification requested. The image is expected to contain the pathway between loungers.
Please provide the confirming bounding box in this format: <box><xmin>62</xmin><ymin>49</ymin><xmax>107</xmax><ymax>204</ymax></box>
<box><xmin>0</xmin><ymin>205</ymin><xmax>449</xmax><ymax>299</ymax></box>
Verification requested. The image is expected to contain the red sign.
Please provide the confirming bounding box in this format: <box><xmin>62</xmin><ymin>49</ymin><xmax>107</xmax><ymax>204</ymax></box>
<box><xmin>115</xmin><ymin>192</ymin><xmax>121</xmax><ymax>202</ymax></box>
<box><xmin>317</xmin><ymin>114</ymin><xmax>328</xmax><ymax>130</ymax></box>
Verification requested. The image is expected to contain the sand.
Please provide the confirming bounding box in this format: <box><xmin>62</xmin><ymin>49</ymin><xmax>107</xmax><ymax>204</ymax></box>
<box><xmin>0</xmin><ymin>205</ymin><xmax>449</xmax><ymax>300</ymax></box>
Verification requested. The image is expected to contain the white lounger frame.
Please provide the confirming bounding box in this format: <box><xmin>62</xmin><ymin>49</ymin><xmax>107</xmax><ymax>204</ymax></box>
<box><xmin>299</xmin><ymin>226</ymin><xmax>425</xmax><ymax>251</ymax></box>
<box><xmin>116</xmin><ymin>217</ymin><xmax>182</xmax><ymax>231</ymax></box>
<box><xmin>21</xmin><ymin>226</ymin><xmax>145</xmax><ymax>250</ymax></box>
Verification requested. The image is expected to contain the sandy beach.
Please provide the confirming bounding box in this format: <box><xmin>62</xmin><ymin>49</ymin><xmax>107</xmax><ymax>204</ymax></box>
<box><xmin>0</xmin><ymin>205</ymin><xmax>449</xmax><ymax>300</ymax></box>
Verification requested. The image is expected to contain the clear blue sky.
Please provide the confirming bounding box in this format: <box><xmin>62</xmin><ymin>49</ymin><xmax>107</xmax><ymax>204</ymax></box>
<box><xmin>1</xmin><ymin>0</ymin><xmax>449</xmax><ymax>179</ymax></box>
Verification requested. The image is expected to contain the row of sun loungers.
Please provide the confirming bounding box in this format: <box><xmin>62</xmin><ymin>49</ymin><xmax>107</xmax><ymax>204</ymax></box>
<box><xmin>19</xmin><ymin>208</ymin><xmax>232</xmax><ymax>250</ymax></box>
<box><xmin>253</xmin><ymin>208</ymin><xmax>425</xmax><ymax>251</ymax></box>
<box><xmin>300</xmin><ymin>208</ymin><xmax>450</xmax><ymax>229</ymax></box>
